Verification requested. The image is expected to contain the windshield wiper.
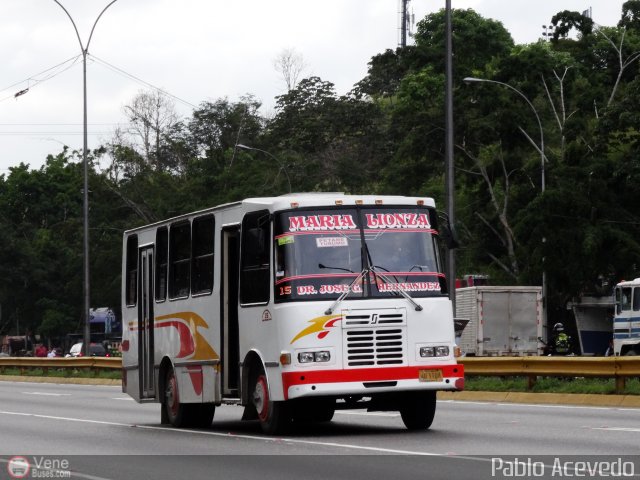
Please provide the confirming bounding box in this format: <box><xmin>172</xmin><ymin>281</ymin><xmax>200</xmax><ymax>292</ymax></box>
<box><xmin>318</xmin><ymin>263</ymin><xmax>354</xmax><ymax>273</ymax></box>
<box><xmin>324</xmin><ymin>268</ymin><xmax>368</xmax><ymax>315</ymax></box>
<box><xmin>324</xmin><ymin>266</ymin><xmax>424</xmax><ymax>314</ymax></box>
<box><xmin>409</xmin><ymin>265</ymin><xmax>431</xmax><ymax>272</ymax></box>
<box><xmin>370</xmin><ymin>266</ymin><xmax>423</xmax><ymax>312</ymax></box>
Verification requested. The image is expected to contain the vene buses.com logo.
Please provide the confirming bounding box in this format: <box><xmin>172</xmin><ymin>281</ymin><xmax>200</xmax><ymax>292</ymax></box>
<box><xmin>7</xmin><ymin>456</ymin><xmax>30</xmax><ymax>479</ymax></box>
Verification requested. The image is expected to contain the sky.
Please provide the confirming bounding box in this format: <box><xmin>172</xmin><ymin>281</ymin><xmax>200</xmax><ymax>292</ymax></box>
<box><xmin>0</xmin><ymin>0</ymin><xmax>626</xmax><ymax>171</ymax></box>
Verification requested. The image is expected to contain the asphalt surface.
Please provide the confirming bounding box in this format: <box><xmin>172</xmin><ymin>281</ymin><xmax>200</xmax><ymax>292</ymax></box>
<box><xmin>0</xmin><ymin>378</ymin><xmax>639</xmax><ymax>479</ymax></box>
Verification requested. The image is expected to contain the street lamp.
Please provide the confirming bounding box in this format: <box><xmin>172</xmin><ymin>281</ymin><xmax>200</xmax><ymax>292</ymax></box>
<box><xmin>445</xmin><ymin>0</ymin><xmax>455</xmax><ymax>312</ymax></box>
<box><xmin>463</xmin><ymin>77</ymin><xmax>546</xmax><ymax>191</ymax></box>
<box><xmin>53</xmin><ymin>0</ymin><xmax>119</xmax><ymax>357</ymax></box>
<box><xmin>236</xmin><ymin>144</ymin><xmax>292</xmax><ymax>193</ymax></box>
<box><xmin>463</xmin><ymin>76</ymin><xmax>547</xmax><ymax>326</ymax></box>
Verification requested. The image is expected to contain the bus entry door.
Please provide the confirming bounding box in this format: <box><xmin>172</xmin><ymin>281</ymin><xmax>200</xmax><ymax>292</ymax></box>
<box><xmin>138</xmin><ymin>246</ymin><xmax>155</xmax><ymax>399</ymax></box>
<box><xmin>221</xmin><ymin>227</ymin><xmax>240</xmax><ymax>396</ymax></box>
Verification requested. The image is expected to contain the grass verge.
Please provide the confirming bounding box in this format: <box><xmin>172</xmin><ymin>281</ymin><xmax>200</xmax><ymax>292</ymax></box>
<box><xmin>465</xmin><ymin>376</ymin><xmax>640</xmax><ymax>395</ymax></box>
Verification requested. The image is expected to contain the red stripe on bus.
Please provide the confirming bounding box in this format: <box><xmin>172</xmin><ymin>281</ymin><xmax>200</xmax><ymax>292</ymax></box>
<box><xmin>281</xmin><ymin>364</ymin><xmax>464</xmax><ymax>399</ymax></box>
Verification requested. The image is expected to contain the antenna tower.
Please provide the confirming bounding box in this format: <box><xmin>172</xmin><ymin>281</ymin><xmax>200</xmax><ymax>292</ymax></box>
<box><xmin>398</xmin><ymin>0</ymin><xmax>413</xmax><ymax>48</ymax></box>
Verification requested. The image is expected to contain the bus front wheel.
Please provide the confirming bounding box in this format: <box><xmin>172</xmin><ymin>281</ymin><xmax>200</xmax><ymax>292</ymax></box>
<box><xmin>252</xmin><ymin>371</ymin><xmax>290</xmax><ymax>435</ymax></box>
<box><xmin>399</xmin><ymin>391</ymin><xmax>436</xmax><ymax>431</ymax></box>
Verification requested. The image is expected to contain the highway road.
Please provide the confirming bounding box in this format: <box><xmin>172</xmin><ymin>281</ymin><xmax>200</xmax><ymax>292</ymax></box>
<box><xmin>0</xmin><ymin>380</ymin><xmax>638</xmax><ymax>479</ymax></box>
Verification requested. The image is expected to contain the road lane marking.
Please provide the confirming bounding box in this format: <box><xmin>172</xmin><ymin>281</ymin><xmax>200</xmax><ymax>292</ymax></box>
<box><xmin>0</xmin><ymin>409</ymin><xmax>446</xmax><ymax>456</ymax></box>
<box><xmin>592</xmin><ymin>427</ymin><xmax>640</xmax><ymax>433</ymax></box>
<box><xmin>0</xmin><ymin>410</ymin><xmax>131</xmax><ymax>427</ymax></box>
<box><xmin>335</xmin><ymin>410</ymin><xmax>399</xmax><ymax>417</ymax></box>
<box><xmin>22</xmin><ymin>392</ymin><xmax>72</xmax><ymax>397</ymax></box>
<box><xmin>112</xmin><ymin>397</ymin><xmax>134</xmax><ymax>401</ymax></box>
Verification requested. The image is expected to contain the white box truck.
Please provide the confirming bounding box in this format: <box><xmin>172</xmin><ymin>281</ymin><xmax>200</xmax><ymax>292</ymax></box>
<box><xmin>456</xmin><ymin>286</ymin><xmax>543</xmax><ymax>356</ymax></box>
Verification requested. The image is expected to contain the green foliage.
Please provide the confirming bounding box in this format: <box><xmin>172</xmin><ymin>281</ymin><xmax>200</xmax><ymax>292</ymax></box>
<box><xmin>2</xmin><ymin>6</ymin><xmax>640</xmax><ymax>341</ymax></box>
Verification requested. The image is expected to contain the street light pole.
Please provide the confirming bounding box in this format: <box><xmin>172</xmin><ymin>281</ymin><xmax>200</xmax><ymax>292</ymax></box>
<box><xmin>463</xmin><ymin>76</ymin><xmax>547</xmax><ymax>326</ymax></box>
<box><xmin>463</xmin><ymin>77</ymin><xmax>546</xmax><ymax>192</ymax></box>
<box><xmin>53</xmin><ymin>0</ymin><xmax>119</xmax><ymax>356</ymax></box>
<box><xmin>445</xmin><ymin>0</ymin><xmax>456</xmax><ymax>313</ymax></box>
<box><xmin>236</xmin><ymin>144</ymin><xmax>292</xmax><ymax>193</ymax></box>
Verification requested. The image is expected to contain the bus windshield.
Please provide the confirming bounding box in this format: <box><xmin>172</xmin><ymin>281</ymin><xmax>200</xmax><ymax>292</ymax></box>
<box><xmin>274</xmin><ymin>207</ymin><xmax>446</xmax><ymax>302</ymax></box>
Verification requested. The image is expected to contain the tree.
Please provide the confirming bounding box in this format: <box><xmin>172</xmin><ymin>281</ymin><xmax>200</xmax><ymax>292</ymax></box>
<box><xmin>354</xmin><ymin>48</ymin><xmax>415</xmax><ymax>98</ymax></box>
<box><xmin>273</xmin><ymin>47</ymin><xmax>308</xmax><ymax>91</ymax></box>
<box><xmin>120</xmin><ymin>90</ymin><xmax>181</xmax><ymax>172</ymax></box>
<box><xmin>550</xmin><ymin>10</ymin><xmax>594</xmax><ymax>40</ymax></box>
<box><xmin>620</xmin><ymin>0</ymin><xmax>640</xmax><ymax>31</ymax></box>
<box><xmin>268</xmin><ymin>76</ymin><xmax>388</xmax><ymax>193</ymax></box>
<box><xmin>413</xmin><ymin>8</ymin><xmax>514</xmax><ymax>80</ymax></box>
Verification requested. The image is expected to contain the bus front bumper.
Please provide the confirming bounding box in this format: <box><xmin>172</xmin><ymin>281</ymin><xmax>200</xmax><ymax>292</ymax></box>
<box><xmin>282</xmin><ymin>364</ymin><xmax>464</xmax><ymax>400</ymax></box>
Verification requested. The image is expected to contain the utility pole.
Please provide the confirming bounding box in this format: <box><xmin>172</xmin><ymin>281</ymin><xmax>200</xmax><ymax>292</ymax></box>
<box><xmin>445</xmin><ymin>0</ymin><xmax>456</xmax><ymax>314</ymax></box>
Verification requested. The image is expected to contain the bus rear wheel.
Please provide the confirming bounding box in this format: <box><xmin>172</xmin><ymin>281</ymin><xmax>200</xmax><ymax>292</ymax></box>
<box><xmin>399</xmin><ymin>391</ymin><xmax>436</xmax><ymax>431</ymax></box>
<box><xmin>163</xmin><ymin>368</ymin><xmax>215</xmax><ymax>428</ymax></box>
<box><xmin>252</xmin><ymin>371</ymin><xmax>290</xmax><ymax>435</ymax></box>
<box><xmin>164</xmin><ymin>368</ymin><xmax>188</xmax><ymax>427</ymax></box>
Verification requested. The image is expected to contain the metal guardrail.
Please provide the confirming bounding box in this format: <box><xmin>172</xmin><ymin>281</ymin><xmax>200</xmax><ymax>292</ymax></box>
<box><xmin>0</xmin><ymin>357</ymin><xmax>121</xmax><ymax>376</ymax></box>
<box><xmin>0</xmin><ymin>356</ymin><xmax>638</xmax><ymax>392</ymax></box>
<box><xmin>463</xmin><ymin>356</ymin><xmax>640</xmax><ymax>393</ymax></box>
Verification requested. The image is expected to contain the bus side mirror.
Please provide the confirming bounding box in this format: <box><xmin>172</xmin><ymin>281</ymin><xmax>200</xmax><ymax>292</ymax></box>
<box><xmin>438</xmin><ymin>212</ymin><xmax>459</xmax><ymax>250</ymax></box>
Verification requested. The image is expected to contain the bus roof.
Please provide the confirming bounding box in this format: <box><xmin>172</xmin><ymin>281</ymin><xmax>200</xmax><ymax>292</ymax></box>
<box><xmin>123</xmin><ymin>193</ymin><xmax>437</xmax><ymax>235</ymax></box>
<box><xmin>244</xmin><ymin>193</ymin><xmax>436</xmax><ymax>211</ymax></box>
<box><xmin>616</xmin><ymin>278</ymin><xmax>640</xmax><ymax>287</ymax></box>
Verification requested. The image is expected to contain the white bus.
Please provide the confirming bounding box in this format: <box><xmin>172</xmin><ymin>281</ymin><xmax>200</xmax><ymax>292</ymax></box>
<box><xmin>613</xmin><ymin>278</ymin><xmax>640</xmax><ymax>356</ymax></box>
<box><xmin>121</xmin><ymin>193</ymin><xmax>464</xmax><ymax>434</ymax></box>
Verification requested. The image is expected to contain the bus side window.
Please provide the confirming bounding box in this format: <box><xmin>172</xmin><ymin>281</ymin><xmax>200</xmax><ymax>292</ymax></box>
<box><xmin>169</xmin><ymin>221</ymin><xmax>191</xmax><ymax>299</ymax></box>
<box><xmin>155</xmin><ymin>227</ymin><xmax>168</xmax><ymax>301</ymax></box>
<box><xmin>633</xmin><ymin>287</ymin><xmax>640</xmax><ymax>311</ymax></box>
<box><xmin>240</xmin><ymin>210</ymin><xmax>270</xmax><ymax>304</ymax></box>
<box><xmin>622</xmin><ymin>287</ymin><xmax>632</xmax><ymax>311</ymax></box>
<box><xmin>125</xmin><ymin>235</ymin><xmax>138</xmax><ymax>306</ymax></box>
<box><xmin>192</xmin><ymin>214</ymin><xmax>215</xmax><ymax>295</ymax></box>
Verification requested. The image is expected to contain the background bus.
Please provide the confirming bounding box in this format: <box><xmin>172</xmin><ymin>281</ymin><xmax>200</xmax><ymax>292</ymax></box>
<box><xmin>614</xmin><ymin>278</ymin><xmax>640</xmax><ymax>356</ymax></box>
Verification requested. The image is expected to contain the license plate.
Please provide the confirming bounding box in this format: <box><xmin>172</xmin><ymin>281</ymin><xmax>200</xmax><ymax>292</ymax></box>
<box><xmin>419</xmin><ymin>369</ymin><xmax>443</xmax><ymax>382</ymax></box>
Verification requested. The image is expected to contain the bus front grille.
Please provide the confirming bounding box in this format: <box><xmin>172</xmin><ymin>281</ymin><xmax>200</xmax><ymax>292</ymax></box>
<box><xmin>344</xmin><ymin>328</ymin><xmax>406</xmax><ymax>367</ymax></box>
<box><xmin>343</xmin><ymin>312</ymin><xmax>405</xmax><ymax>326</ymax></box>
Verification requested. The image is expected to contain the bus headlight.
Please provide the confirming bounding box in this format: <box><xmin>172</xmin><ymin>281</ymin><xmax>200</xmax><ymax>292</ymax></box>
<box><xmin>314</xmin><ymin>351</ymin><xmax>330</xmax><ymax>362</ymax></box>
<box><xmin>420</xmin><ymin>346</ymin><xmax>450</xmax><ymax>357</ymax></box>
<box><xmin>298</xmin><ymin>352</ymin><xmax>315</xmax><ymax>363</ymax></box>
<box><xmin>435</xmin><ymin>346</ymin><xmax>449</xmax><ymax>357</ymax></box>
<box><xmin>297</xmin><ymin>351</ymin><xmax>331</xmax><ymax>363</ymax></box>
<box><xmin>419</xmin><ymin>347</ymin><xmax>435</xmax><ymax>357</ymax></box>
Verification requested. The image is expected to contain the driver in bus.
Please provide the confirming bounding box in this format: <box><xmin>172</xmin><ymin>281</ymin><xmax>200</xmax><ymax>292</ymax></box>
<box><xmin>375</xmin><ymin>233</ymin><xmax>415</xmax><ymax>273</ymax></box>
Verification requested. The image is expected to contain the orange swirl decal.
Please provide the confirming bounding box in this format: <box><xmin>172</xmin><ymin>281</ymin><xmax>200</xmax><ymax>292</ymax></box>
<box><xmin>155</xmin><ymin>312</ymin><xmax>219</xmax><ymax>361</ymax></box>
<box><xmin>290</xmin><ymin>315</ymin><xmax>342</xmax><ymax>344</ymax></box>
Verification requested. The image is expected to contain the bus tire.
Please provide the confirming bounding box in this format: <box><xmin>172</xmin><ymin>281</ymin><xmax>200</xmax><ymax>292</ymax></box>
<box><xmin>312</xmin><ymin>403</ymin><xmax>335</xmax><ymax>423</ymax></box>
<box><xmin>625</xmin><ymin>349</ymin><xmax>638</xmax><ymax>356</ymax></box>
<box><xmin>399</xmin><ymin>391</ymin><xmax>436</xmax><ymax>431</ymax></box>
<box><xmin>291</xmin><ymin>399</ymin><xmax>335</xmax><ymax>423</ymax></box>
<box><xmin>191</xmin><ymin>404</ymin><xmax>216</xmax><ymax>428</ymax></box>
<box><xmin>252</xmin><ymin>371</ymin><xmax>290</xmax><ymax>435</ymax></box>
<box><xmin>164</xmin><ymin>367</ymin><xmax>189</xmax><ymax>428</ymax></box>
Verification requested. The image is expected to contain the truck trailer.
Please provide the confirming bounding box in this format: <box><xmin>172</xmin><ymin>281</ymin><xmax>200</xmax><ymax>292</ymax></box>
<box><xmin>456</xmin><ymin>286</ymin><xmax>543</xmax><ymax>356</ymax></box>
